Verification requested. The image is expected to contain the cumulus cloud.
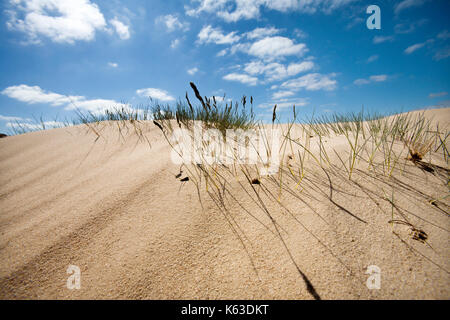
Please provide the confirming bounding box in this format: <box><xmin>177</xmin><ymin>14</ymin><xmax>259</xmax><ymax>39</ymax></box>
<box><xmin>109</xmin><ymin>17</ymin><xmax>130</xmax><ymax>40</ymax></box>
<box><xmin>1</xmin><ymin>84</ymin><xmax>127</xmax><ymax>113</ymax></box>
<box><xmin>136</xmin><ymin>88</ymin><xmax>175</xmax><ymax>101</ymax></box>
<box><xmin>216</xmin><ymin>48</ymin><xmax>228</xmax><ymax>56</ymax></box>
<box><xmin>197</xmin><ymin>27</ymin><xmax>307</xmax><ymax>62</ymax></box>
<box><xmin>108</xmin><ymin>62</ymin><xmax>118</xmax><ymax>68</ymax></box>
<box><xmin>1</xmin><ymin>84</ymin><xmax>83</xmax><ymax>106</ymax></box>
<box><xmin>187</xmin><ymin>67</ymin><xmax>199</xmax><ymax>75</ymax></box>
<box><xmin>245</xmin><ymin>27</ymin><xmax>281</xmax><ymax>39</ymax></box>
<box><xmin>197</xmin><ymin>25</ymin><xmax>240</xmax><ymax>45</ymax></box>
<box><xmin>223</xmin><ymin>73</ymin><xmax>258</xmax><ymax>86</ymax></box>
<box><xmin>155</xmin><ymin>14</ymin><xmax>189</xmax><ymax>32</ymax></box>
<box><xmin>186</xmin><ymin>0</ymin><xmax>357</xmax><ymax>22</ymax></box>
<box><xmin>68</xmin><ymin>99</ymin><xmax>130</xmax><ymax>112</ymax></box>
<box><xmin>272</xmin><ymin>90</ymin><xmax>295</xmax><ymax>100</ymax></box>
<box><xmin>281</xmin><ymin>73</ymin><xmax>337</xmax><ymax>91</ymax></box>
<box><xmin>6</xmin><ymin>0</ymin><xmax>107</xmax><ymax>44</ymax></box>
<box><xmin>244</xmin><ymin>60</ymin><xmax>314</xmax><ymax>81</ymax></box>
<box><xmin>185</xmin><ymin>0</ymin><xmax>228</xmax><ymax>18</ymax></box>
<box><xmin>244</xmin><ymin>36</ymin><xmax>307</xmax><ymax>60</ymax></box>
<box><xmin>0</xmin><ymin>114</ymin><xmax>65</xmax><ymax>131</ymax></box>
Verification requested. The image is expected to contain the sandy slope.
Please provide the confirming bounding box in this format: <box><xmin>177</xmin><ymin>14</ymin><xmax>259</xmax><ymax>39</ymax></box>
<box><xmin>0</xmin><ymin>108</ymin><xmax>449</xmax><ymax>299</ymax></box>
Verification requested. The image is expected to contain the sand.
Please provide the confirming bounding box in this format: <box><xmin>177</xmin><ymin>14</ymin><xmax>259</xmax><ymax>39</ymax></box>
<box><xmin>0</xmin><ymin>108</ymin><xmax>449</xmax><ymax>299</ymax></box>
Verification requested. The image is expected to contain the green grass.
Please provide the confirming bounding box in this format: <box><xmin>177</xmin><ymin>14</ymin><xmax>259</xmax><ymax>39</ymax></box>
<box><xmin>152</xmin><ymin>82</ymin><xmax>257</xmax><ymax>136</ymax></box>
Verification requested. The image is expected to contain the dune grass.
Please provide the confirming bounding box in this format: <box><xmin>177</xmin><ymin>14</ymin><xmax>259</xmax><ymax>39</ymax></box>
<box><xmin>149</xmin><ymin>86</ymin><xmax>449</xmax><ymax>298</ymax></box>
<box><xmin>152</xmin><ymin>82</ymin><xmax>256</xmax><ymax>136</ymax></box>
<box><xmin>5</xmin><ymin>82</ymin><xmax>449</xmax><ymax>298</ymax></box>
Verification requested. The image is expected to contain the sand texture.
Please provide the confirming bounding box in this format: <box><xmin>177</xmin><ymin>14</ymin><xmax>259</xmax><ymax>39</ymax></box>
<box><xmin>0</xmin><ymin>108</ymin><xmax>449</xmax><ymax>299</ymax></box>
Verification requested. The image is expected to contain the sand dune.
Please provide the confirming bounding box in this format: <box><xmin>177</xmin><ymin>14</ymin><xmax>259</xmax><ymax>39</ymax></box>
<box><xmin>0</xmin><ymin>108</ymin><xmax>449</xmax><ymax>299</ymax></box>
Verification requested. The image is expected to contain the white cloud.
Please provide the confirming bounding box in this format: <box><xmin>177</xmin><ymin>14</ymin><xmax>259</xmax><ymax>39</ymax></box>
<box><xmin>437</xmin><ymin>30</ymin><xmax>450</xmax><ymax>40</ymax></box>
<box><xmin>1</xmin><ymin>84</ymin><xmax>127</xmax><ymax>113</ymax></box>
<box><xmin>0</xmin><ymin>115</ymin><xmax>25</xmax><ymax>122</ymax></box>
<box><xmin>272</xmin><ymin>90</ymin><xmax>295</xmax><ymax>100</ymax></box>
<box><xmin>223</xmin><ymin>73</ymin><xmax>258</xmax><ymax>86</ymax></box>
<box><xmin>373</xmin><ymin>36</ymin><xmax>394</xmax><ymax>44</ymax></box>
<box><xmin>367</xmin><ymin>55</ymin><xmax>379</xmax><ymax>63</ymax></box>
<box><xmin>370</xmin><ymin>75</ymin><xmax>387</xmax><ymax>82</ymax></box>
<box><xmin>187</xmin><ymin>67</ymin><xmax>199</xmax><ymax>75</ymax></box>
<box><xmin>429</xmin><ymin>92</ymin><xmax>448</xmax><ymax>98</ymax></box>
<box><xmin>186</xmin><ymin>0</ymin><xmax>357</xmax><ymax>22</ymax></box>
<box><xmin>185</xmin><ymin>0</ymin><xmax>228</xmax><ymax>17</ymax></box>
<box><xmin>434</xmin><ymin>47</ymin><xmax>450</xmax><ymax>61</ymax></box>
<box><xmin>244</xmin><ymin>60</ymin><xmax>314</xmax><ymax>81</ymax></box>
<box><xmin>353</xmin><ymin>78</ymin><xmax>370</xmax><ymax>85</ymax></box>
<box><xmin>155</xmin><ymin>14</ymin><xmax>189</xmax><ymax>32</ymax></box>
<box><xmin>354</xmin><ymin>74</ymin><xmax>388</xmax><ymax>85</ymax></box>
<box><xmin>1</xmin><ymin>84</ymin><xmax>82</xmax><ymax>106</ymax></box>
<box><xmin>287</xmin><ymin>62</ymin><xmax>315</xmax><ymax>75</ymax></box>
<box><xmin>281</xmin><ymin>73</ymin><xmax>337</xmax><ymax>91</ymax></box>
<box><xmin>6</xmin><ymin>0</ymin><xmax>107</xmax><ymax>44</ymax></box>
<box><xmin>245</xmin><ymin>36</ymin><xmax>307</xmax><ymax>60</ymax></box>
<box><xmin>404</xmin><ymin>43</ymin><xmax>424</xmax><ymax>54</ymax></box>
<box><xmin>405</xmin><ymin>43</ymin><xmax>425</xmax><ymax>54</ymax></box>
<box><xmin>217</xmin><ymin>48</ymin><xmax>228</xmax><ymax>56</ymax></box>
<box><xmin>394</xmin><ymin>19</ymin><xmax>427</xmax><ymax>34</ymax></box>
<box><xmin>423</xmin><ymin>100</ymin><xmax>450</xmax><ymax>109</ymax></box>
<box><xmin>394</xmin><ymin>0</ymin><xmax>426</xmax><ymax>14</ymax></box>
<box><xmin>229</xmin><ymin>42</ymin><xmax>250</xmax><ymax>55</ymax></box>
<box><xmin>258</xmin><ymin>98</ymin><xmax>308</xmax><ymax>109</ymax></box>
<box><xmin>404</xmin><ymin>39</ymin><xmax>433</xmax><ymax>54</ymax></box>
<box><xmin>293</xmin><ymin>28</ymin><xmax>308</xmax><ymax>39</ymax></box>
<box><xmin>216</xmin><ymin>2</ymin><xmax>261</xmax><ymax>22</ymax></box>
<box><xmin>171</xmin><ymin>38</ymin><xmax>180</xmax><ymax>49</ymax></box>
<box><xmin>108</xmin><ymin>62</ymin><xmax>118</xmax><ymax>68</ymax></box>
<box><xmin>197</xmin><ymin>25</ymin><xmax>240</xmax><ymax>45</ymax></box>
<box><xmin>68</xmin><ymin>99</ymin><xmax>129</xmax><ymax>113</ymax></box>
<box><xmin>209</xmin><ymin>95</ymin><xmax>231</xmax><ymax>104</ymax></box>
<box><xmin>109</xmin><ymin>17</ymin><xmax>130</xmax><ymax>40</ymax></box>
<box><xmin>245</xmin><ymin>27</ymin><xmax>281</xmax><ymax>39</ymax></box>
<box><xmin>6</xmin><ymin>120</ymin><xmax>65</xmax><ymax>130</ymax></box>
<box><xmin>136</xmin><ymin>88</ymin><xmax>175</xmax><ymax>101</ymax></box>
<box><xmin>346</xmin><ymin>17</ymin><xmax>364</xmax><ymax>30</ymax></box>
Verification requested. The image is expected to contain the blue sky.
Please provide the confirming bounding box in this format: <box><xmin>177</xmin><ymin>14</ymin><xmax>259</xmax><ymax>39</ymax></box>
<box><xmin>0</xmin><ymin>0</ymin><xmax>449</xmax><ymax>132</ymax></box>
